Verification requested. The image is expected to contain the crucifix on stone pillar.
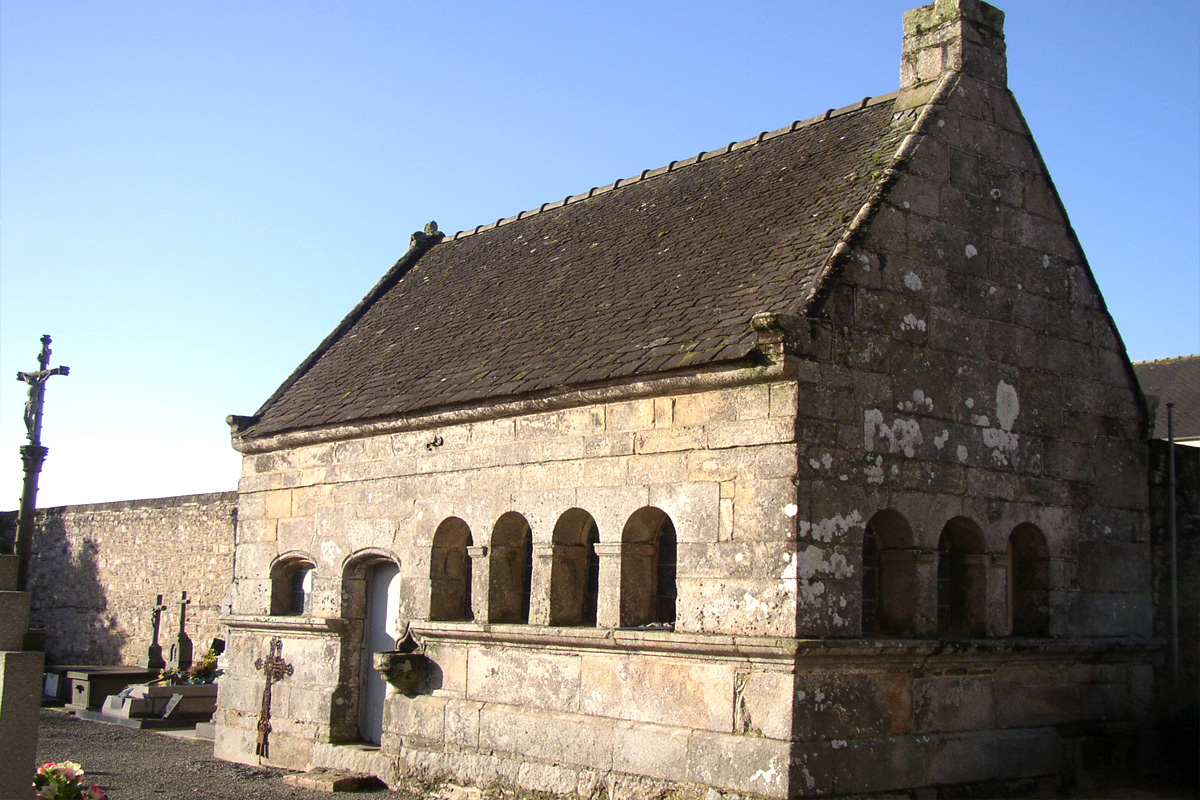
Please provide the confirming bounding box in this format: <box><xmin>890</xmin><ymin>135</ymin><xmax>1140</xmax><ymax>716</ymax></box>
<box><xmin>12</xmin><ymin>335</ymin><xmax>69</xmax><ymax>591</ymax></box>
<box><xmin>254</xmin><ymin>636</ymin><xmax>294</xmax><ymax>759</ymax></box>
<box><xmin>142</xmin><ymin>594</ymin><xmax>168</xmax><ymax>670</ymax></box>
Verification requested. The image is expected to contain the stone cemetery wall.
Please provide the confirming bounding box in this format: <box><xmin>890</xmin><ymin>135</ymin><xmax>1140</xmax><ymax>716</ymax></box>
<box><xmin>1</xmin><ymin>492</ymin><xmax>237</xmax><ymax>666</ymax></box>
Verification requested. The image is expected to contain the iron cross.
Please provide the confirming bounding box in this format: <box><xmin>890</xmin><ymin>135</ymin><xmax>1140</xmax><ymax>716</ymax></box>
<box><xmin>254</xmin><ymin>636</ymin><xmax>294</xmax><ymax>758</ymax></box>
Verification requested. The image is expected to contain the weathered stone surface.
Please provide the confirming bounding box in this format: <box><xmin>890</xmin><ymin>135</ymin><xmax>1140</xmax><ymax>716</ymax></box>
<box><xmin>578</xmin><ymin>654</ymin><xmax>733</xmax><ymax>732</ymax></box>
<box><xmin>687</xmin><ymin>731</ymin><xmax>791</xmax><ymax>799</ymax></box>
<box><xmin>913</xmin><ymin>676</ymin><xmax>995</xmax><ymax>733</ymax></box>
<box><xmin>479</xmin><ymin>704</ymin><xmax>613</xmax><ymax>770</ymax></box>
<box><xmin>611</xmin><ymin>721</ymin><xmax>689</xmax><ymax>782</ymax></box>
<box><xmin>793</xmin><ymin>671</ymin><xmax>912</xmax><ymax>740</ymax></box>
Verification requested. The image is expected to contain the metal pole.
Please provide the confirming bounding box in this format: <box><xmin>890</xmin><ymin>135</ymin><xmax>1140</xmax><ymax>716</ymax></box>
<box><xmin>1167</xmin><ymin>403</ymin><xmax>1179</xmax><ymax>686</ymax></box>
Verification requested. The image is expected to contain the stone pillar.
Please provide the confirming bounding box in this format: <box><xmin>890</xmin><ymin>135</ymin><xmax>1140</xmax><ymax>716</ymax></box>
<box><xmin>466</xmin><ymin>546</ymin><xmax>489</xmax><ymax>623</ymax></box>
<box><xmin>913</xmin><ymin>549</ymin><xmax>938</xmax><ymax>634</ymax></box>
<box><xmin>593</xmin><ymin>543</ymin><xmax>623</xmax><ymax>629</ymax></box>
<box><xmin>1047</xmin><ymin>556</ymin><xmax>1072</xmax><ymax>637</ymax></box>
<box><xmin>0</xmin><ymin>552</ymin><xmax>41</xmax><ymax>800</ymax></box>
<box><xmin>963</xmin><ymin>553</ymin><xmax>990</xmax><ymax>636</ymax></box>
<box><xmin>529</xmin><ymin>545</ymin><xmax>556</xmax><ymax>625</ymax></box>
<box><xmin>987</xmin><ymin>552</ymin><xmax>1010</xmax><ymax>637</ymax></box>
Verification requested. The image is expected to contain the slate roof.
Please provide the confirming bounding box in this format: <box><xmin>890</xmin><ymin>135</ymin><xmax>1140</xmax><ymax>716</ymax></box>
<box><xmin>1134</xmin><ymin>355</ymin><xmax>1200</xmax><ymax>441</ymax></box>
<box><xmin>244</xmin><ymin>95</ymin><xmax>913</xmax><ymax>439</ymax></box>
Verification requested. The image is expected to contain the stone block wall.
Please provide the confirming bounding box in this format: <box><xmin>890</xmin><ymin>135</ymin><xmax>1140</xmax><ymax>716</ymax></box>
<box><xmin>1</xmin><ymin>492</ymin><xmax>237</xmax><ymax>665</ymax></box>
<box><xmin>227</xmin><ymin>380</ymin><xmax>803</xmax><ymax>641</ymax></box>
<box><xmin>217</xmin><ymin>379</ymin><xmax>806</xmax><ymax>771</ymax></box>
<box><xmin>791</xmin><ymin>72</ymin><xmax>1151</xmax><ymax>641</ymax></box>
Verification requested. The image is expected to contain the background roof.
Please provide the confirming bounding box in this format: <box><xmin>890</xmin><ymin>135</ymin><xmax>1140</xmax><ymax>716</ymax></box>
<box><xmin>1134</xmin><ymin>355</ymin><xmax>1200</xmax><ymax>441</ymax></box>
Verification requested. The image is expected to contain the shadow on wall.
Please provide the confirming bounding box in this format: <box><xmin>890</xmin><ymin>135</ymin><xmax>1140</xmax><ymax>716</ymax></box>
<box><xmin>24</xmin><ymin>511</ymin><xmax>127</xmax><ymax>665</ymax></box>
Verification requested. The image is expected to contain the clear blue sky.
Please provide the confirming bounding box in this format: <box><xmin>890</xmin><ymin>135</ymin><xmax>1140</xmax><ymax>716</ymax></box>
<box><xmin>2</xmin><ymin>1</ymin><xmax>1197</xmax><ymax>508</ymax></box>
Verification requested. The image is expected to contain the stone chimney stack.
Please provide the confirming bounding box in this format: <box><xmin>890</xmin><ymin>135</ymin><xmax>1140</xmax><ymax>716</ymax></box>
<box><xmin>901</xmin><ymin>0</ymin><xmax>1007</xmax><ymax>90</ymax></box>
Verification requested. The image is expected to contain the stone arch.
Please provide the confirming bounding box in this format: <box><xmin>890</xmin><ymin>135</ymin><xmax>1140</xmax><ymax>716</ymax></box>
<box><xmin>619</xmin><ymin>507</ymin><xmax>677</xmax><ymax>628</ymax></box>
<box><xmin>937</xmin><ymin>517</ymin><xmax>987</xmax><ymax>636</ymax></box>
<box><xmin>861</xmin><ymin>510</ymin><xmax>917</xmax><ymax>636</ymax></box>
<box><xmin>548</xmin><ymin>509</ymin><xmax>600</xmax><ymax>626</ymax></box>
<box><xmin>488</xmin><ymin>512</ymin><xmax>533</xmax><ymax>624</ymax></box>
<box><xmin>1009</xmin><ymin>523</ymin><xmax>1050</xmax><ymax>636</ymax></box>
<box><xmin>430</xmin><ymin>517</ymin><xmax>473</xmax><ymax>621</ymax></box>
<box><xmin>270</xmin><ymin>551</ymin><xmax>316</xmax><ymax>616</ymax></box>
<box><xmin>335</xmin><ymin>548</ymin><xmax>402</xmax><ymax>743</ymax></box>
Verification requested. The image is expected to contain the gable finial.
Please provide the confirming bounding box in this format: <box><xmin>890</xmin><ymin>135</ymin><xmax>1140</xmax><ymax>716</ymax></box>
<box><xmin>411</xmin><ymin>221</ymin><xmax>444</xmax><ymax>248</ymax></box>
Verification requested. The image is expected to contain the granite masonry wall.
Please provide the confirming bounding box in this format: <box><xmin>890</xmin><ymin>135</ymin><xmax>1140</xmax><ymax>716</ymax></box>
<box><xmin>1</xmin><ymin>492</ymin><xmax>237</xmax><ymax>666</ymax></box>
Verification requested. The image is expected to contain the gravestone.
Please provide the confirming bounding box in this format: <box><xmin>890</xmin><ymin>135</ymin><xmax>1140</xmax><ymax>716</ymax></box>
<box><xmin>140</xmin><ymin>594</ymin><xmax>167</xmax><ymax>670</ymax></box>
<box><xmin>168</xmin><ymin>590</ymin><xmax>192</xmax><ymax>671</ymax></box>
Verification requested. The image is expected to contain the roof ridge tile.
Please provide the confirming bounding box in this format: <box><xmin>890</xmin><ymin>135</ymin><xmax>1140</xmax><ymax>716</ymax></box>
<box><xmin>447</xmin><ymin>89</ymin><xmax>903</xmax><ymax>242</ymax></box>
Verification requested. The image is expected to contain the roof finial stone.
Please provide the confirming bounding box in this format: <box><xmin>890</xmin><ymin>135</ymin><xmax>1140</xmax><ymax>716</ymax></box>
<box><xmin>901</xmin><ymin>0</ymin><xmax>1006</xmax><ymax>90</ymax></box>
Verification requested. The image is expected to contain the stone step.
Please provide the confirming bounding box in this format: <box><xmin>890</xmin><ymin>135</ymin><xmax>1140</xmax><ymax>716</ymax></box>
<box><xmin>0</xmin><ymin>555</ymin><xmax>18</xmax><ymax>592</ymax></box>
<box><xmin>0</xmin><ymin>591</ymin><xmax>31</xmax><ymax>651</ymax></box>
<box><xmin>282</xmin><ymin>769</ymin><xmax>387</xmax><ymax>793</ymax></box>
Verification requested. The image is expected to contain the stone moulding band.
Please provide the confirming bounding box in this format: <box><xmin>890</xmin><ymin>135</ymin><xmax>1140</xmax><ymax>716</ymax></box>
<box><xmin>410</xmin><ymin>623</ymin><xmax>1163</xmax><ymax>668</ymax></box>
<box><xmin>221</xmin><ymin>614</ymin><xmax>347</xmax><ymax>635</ymax></box>
<box><xmin>231</xmin><ymin>354</ymin><xmax>793</xmax><ymax>455</ymax></box>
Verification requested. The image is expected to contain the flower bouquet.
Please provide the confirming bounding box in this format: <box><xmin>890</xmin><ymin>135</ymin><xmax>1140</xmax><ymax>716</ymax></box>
<box><xmin>33</xmin><ymin>762</ymin><xmax>106</xmax><ymax>800</ymax></box>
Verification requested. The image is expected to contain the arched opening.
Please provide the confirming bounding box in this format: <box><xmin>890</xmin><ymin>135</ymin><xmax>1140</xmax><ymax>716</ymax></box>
<box><xmin>549</xmin><ymin>509</ymin><xmax>600</xmax><ymax>626</ymax></box>
<box><xmin>619</xmin><ymin>507</ymin><xmax>677</xmax><ymax>628</ymax></box>
<box><xmin>1009</xmin><ymin>523</ymin><xmax>1050</xmax><ymax>636</ymax></box>
<box><xmin>270</xmin><ymin>555</ymin><xmax>315</xmax><ymax>616</ymax></box>
<box><xmin>861</xmin><ymin>510</ymin><xmax>917</xmax><ymax>636</ymax></box>
<box><xmin>936</xmin><ymin>517</ymin><xmax>987</xmax><ymax>636</ymax></box>
<box><xmin>430</xmin><ymin>517</ymin><xmax>473</xmax><ymax>621</ymax></box>
<box><xmin>338</xmin><ymin>551</ymin><xmax>402</xmax><ymax>745</ymax></box>
<box><xmin>488</xmin><ymin>512</ymin><xmax>533</xmax><ymax>624</ymax></box>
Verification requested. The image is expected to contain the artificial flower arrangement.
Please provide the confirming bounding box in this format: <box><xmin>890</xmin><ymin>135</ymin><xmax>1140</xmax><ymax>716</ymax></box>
<box><xmin>33</xmin><ymin>762</ymin><xmax>106</xmax><ymax>800</ymax></box>
<box><xmin>156</xmin><ymin>645</ymin><xmax>224</xmax><ymax>685</ymax></box>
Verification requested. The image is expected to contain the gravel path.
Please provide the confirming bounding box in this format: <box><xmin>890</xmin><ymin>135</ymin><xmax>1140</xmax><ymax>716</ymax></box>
<box><xmin>33</xmin><ymin>707</ymin><xmax>1194</xmax><ymax>800</ymax></box>
<box><xmin>34</xmin><ymin>709</ymin><xmax>399</xmax><ymax>800</ymax></box>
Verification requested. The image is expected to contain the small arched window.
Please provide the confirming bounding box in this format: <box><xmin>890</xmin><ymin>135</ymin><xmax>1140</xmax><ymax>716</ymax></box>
<box><xmin>430</xmin><ymin>517</ymin><xmax>473</xmax><ymax>621</ymax></box>
<box><xmin>861</xmin><ymin>510</ymin><xmax>918</xmax><ymax>636</ymax></box>
<box><xmin>488</xmin><ymin>512</ymin><xmax>533</xmax><ymax>624</ymax></box>
<box><xmin>619</xmin><ymin>507</ymin><xmax>677</xmax><ymax>629</ymax></box>
<box><xmin>271</xmin><ymin>558</ymin><xmax>315</xmax><ymax>616</ymax></box>
<box><xmin>549</xmin><ymin>509</ymin><xmax>601</xmax><ymax>626</ymax></box>
<box><xmin>936</xmin><ymin>517</ymin><xmax>987</xmax><ymax>636</ymax></box>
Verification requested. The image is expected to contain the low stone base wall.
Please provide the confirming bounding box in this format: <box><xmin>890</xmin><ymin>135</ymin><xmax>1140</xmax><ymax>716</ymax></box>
<box><xmin>213</xmin><ymin>626</ymin><xmax>1160</xmax><ymax>798</ymax></box>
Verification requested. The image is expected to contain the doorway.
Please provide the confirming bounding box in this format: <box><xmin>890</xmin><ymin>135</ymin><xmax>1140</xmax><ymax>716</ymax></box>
<box><xmin>358</xmin><ymin>561</ymin><xmax>400</xmax><ymax>745</ymax></box>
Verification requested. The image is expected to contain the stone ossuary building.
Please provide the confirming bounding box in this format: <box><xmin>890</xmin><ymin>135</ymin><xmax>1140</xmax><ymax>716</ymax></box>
<box><xmin>214</xmin><ymin>1</ymin><xmax>1157</xmax><ymax>796</ymax></box>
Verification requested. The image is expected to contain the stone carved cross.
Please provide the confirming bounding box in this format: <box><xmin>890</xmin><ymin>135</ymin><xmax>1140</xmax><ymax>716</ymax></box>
<box><xmin>150</xmin><ymin>594</ymin><xmax>167</xmax><ymax>643</ymax></box>
<box><xmin>254</xmin><ymin>636</ymin><xmax>294</xmax><ymax>758</ymax></box>
<box><xmin>142</xmin><ymin>594</ymin><xmax>168</xmax><ymax>670</ymax></box>
<box><xmin>169</xmin><ymin>591</ymin><xmax>193</xmax><ymax>670</ymax></box>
